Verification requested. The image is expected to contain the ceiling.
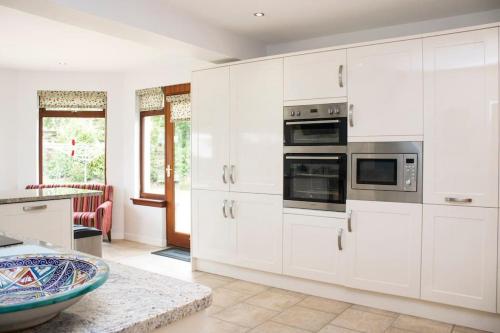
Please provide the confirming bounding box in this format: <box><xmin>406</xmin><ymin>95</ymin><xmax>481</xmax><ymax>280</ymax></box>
<box><xmin>166</xmin><ymin>0</ymin><xmax>500</xmax><ymax>43</ymax></box>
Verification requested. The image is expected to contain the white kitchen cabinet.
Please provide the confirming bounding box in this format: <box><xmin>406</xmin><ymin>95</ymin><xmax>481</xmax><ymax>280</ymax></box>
<box><xmin>192</xmin><ymin>190</ymin><xmax>236</xmax><ymax>264</ymax></box>
<box><xmin>423</xmin><ymin>28</ymin><xmax>499</xmax><ymax>207</ymax></box>
<box><xmin>344</xmin><ymin>200</ymin><xmax>422</xmax><ymax>298</ymax></box>
<box><xmin>284</xmin><ymin>50</ymin><xmax>346</xmax><ymax>101</ymax></box>
<box><xmin>347</xmin><ymin>39</ymin><xmax>423</xmax><ymax>141</ymax></box>
<box><xmin>0</xmin><ymin>199</ymin><xmax>72</xmax><ymax>248</ymax></box>
<box><xmin>283</xmin><ymin>214</ymin><xmax>344</xmax><ymax>284</ymax></box>
<box><xmin>229</xmin><ymin>59</ymin><xmax>283</xmax><ymax>195</ymax></box>
<box><xmin>191</xmin><ymin>66</ymin><xmax>231</xmax><ymax>191</ymax></box>
<box><xmin>232</xmin><ymin>193</ymin><xmax>283</xmax><ymax>273</ymax></box>
<box><xmin>421</xmin><ymin>205</ymin><xmax>498</xmax><ymax>313</ymax></box>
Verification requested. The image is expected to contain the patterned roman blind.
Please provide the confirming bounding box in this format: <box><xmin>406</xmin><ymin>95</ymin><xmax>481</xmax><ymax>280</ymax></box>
<box><xmin>38</xmin><ymin>90</ymin><xmax>107</xmax><ymax>110</ymax></box>
<box><xmin>137</xmin><ymin>87</ymin><xmax>164</xmax><ymax>111</ymax></box>
<box><xmin>166</xmin><ymin>94</ymin><xmax>191</xmax><ymax>122</ymax></box>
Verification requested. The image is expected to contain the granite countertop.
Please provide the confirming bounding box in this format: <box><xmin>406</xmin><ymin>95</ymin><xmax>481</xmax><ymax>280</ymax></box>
<box><xmin>0</xmin><ymin>188</ymin><xmax>102</xmax><ymax>205</ymax></box>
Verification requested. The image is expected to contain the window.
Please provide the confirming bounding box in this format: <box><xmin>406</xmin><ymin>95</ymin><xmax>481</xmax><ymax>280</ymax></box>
<box><xmin>38</xmin><ymin>91</ymin><xmax>107</xmax><ymax>184</ymax></box>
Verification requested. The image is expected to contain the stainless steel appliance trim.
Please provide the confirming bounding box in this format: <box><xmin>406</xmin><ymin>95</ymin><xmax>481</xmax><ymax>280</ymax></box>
<box><xmin>338</xmin><ymin>65</ymin><xmax>344</xmax><ymax>88</ymax></box>
<box><xmin>351</xmin><ymin>153</ymin><xmax>405</xmax><ymax>191</ymax></box>
<box><xmin>445</xmin><ymin>197</ymin><xmax>472</xmax><ymax>203</ymax></box>
<box><xmin>284</xmin><ymin>146</ymin><xmax>347</xmax><ymax>154</ymax></box>
<box><xmin>285</xmin><ymin>155</ymin><xmax>340</xmax><ymax>160</ymax></box>
<box><xmin>284</xmin><ymin>200</ymin><xmax>346</xmax><ymax>212</ymax></box>
<box><xmin>284</xmin><ymin>103</ymin><xmax>347</xmax><ymax>120</ymax></box>
<box><xmin>22</xmin><ymin>205</ymin><xmax>48</xmax><ymax>212</ymax></box>
<box><xmin>285</xmin><ymin>120</ymin><xmax>340</xmax><ymax>125</ymax></box>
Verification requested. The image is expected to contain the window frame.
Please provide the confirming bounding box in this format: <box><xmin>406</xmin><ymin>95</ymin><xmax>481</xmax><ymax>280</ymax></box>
<box><xmin>38</xmin><ymin>108</ymin><xmax>107</xmax><ymax>184</ymax></box>
<box><xmin>139</xmin><ymin>108</ymin><xmax>167</xmax><ymax>200</ymax></box>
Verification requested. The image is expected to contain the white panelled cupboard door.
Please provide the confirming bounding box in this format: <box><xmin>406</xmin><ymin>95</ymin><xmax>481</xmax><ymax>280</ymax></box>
<box><xmin>191</xmin><ymin>67</ymin><xmax>231</xmax><ymax>191</ymax></box>
<box><xmin>283</xmin><ymin>214</ymin><xmax>344</xmax><ymax>284</ymax></box>
<box><xmin>423</xmin><ymin>28</ymin><xmax>499</xmax><ymax>207</ymax></box>
<box><xmin>284</xmin><ymin>50</ymin><xmax>347</xmax><ymax>101</ymax></box>
<box><xmin>421</xmin><ymin>205</ymin><xmax>497</xmax><ymax>312</ymax></box>
<box><xmin>192</xmin><ymin>190</ymin><xmax>236</xmax><ymax>264</ymax></box>
<box><xmin>229</xmin><ymin>59</ymin><xmax>283</xmax><ymax>195</ymax></box>
<box><xmin>231</xmin><ymin>192</ymin><xmax>283</xmax><ymax>274</ymax></box>
<box><xmin>347</xmin><ymin>39</ymin><xmax>423</xmax><ymax>140</ymax></box>
<box><xmin>345</xmin><ymin>200</ymin><xmax>422</xmax><ymax>298</ymax></box>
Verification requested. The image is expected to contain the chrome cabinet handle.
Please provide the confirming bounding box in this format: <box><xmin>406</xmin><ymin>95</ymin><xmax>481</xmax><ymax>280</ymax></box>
<box><xmin>347</xmin><ymin>210</ymin><xmax>352</xmax><ymax>232</ymax></box>
<box><xmin>229</xmin><ymin>165</ymin><xmax>235</xmax><ymax>184</ymax></box>
<box><xmin>222</xmin><ymin>165</ymin><xmax>228</xmax><ymax>184</ymax></box>
<box><xmin>229</xmin><ymin>200</ymin><xmax>235</xmax><ymax>219</ymax></box>
<box><xmin>337</xmin><ymin>228</ymin><xmax>343</xmax><ymax>251</ymax></box>
<box><xmin>445</xmin><ymin>197</ymin><xmax>472</xmax><ymax>203</ymax></box>
<box><xmin>338</xmin><ymin>65</ymin><xmax>344</xmax><ymax>88</ymax></box>
<box><xmin>348</xmin><ymin>104</ymin><xmax>354</xmax><ymax>127</ymax></box>
<box><xmin>23</xmin><ymin>204</ymin><xmax>47</xmax><ymax>212</ymax></box>
<box><xmin>222</xmin><ymin>200</ymin><xmax>228</xmax><ymax>218</ymax></box>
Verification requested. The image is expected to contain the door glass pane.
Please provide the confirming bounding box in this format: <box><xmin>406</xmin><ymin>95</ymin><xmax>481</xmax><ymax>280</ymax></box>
<box><xmin>143</xmin><ymin>115</ymin><xmax>165</xmax><ymax>194</ymax></box>
<box><xmin>356</xmin><ymin>159</ymin><xmax>397</xmax><ymax>185</ymax></box>
<box><xmin>42</xmin><ymin>117</ymin><xmax>105</xmax><ymax>184</ymax></box>
<box><xmin>174</xmin><ymin>121</ymin><xmax>191</xmax><ymax>234</ymax></box>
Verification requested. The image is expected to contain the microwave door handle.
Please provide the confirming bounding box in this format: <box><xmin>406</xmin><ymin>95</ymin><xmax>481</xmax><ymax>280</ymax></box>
<box><xmin>285</xmin><ymin>120</ymin><xmax>340</xmax><ymax>125</ymax></box>
<box><xmin>285</xmin><ymin>156</ymin><xmax>340</xmax><ymax>160</ymax></box>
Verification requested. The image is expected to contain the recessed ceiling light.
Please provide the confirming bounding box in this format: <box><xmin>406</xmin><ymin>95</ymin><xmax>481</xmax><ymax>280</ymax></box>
<box><xmin>253</xmin><ymin>12</ymin><xmax>265</xmax><ymax>17</ymax></box>
<box><xmin>58</xmin><ymin>61</ymin><xmax>68</xmax><ymax>66</ymax></box>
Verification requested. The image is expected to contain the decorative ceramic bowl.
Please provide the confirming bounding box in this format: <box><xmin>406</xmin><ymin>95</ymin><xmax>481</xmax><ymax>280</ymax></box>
<box><xmin>0</xmin><ymin>254</ymin><xmax>109</xmax><ymax>332</ymax></box>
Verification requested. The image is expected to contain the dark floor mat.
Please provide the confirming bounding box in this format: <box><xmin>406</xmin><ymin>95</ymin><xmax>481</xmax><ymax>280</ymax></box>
<box><xmin>152</xmin><ymin>247</ymin><xmax>191</xmax><ymax>262</ymax></box>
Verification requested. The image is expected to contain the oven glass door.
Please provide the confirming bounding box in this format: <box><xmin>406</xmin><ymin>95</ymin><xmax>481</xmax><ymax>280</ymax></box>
<box><xmin>284</xmin><ymin>154</ymin><xmax>347</xmax><ymax>205</ymax></box>
<box><xmin>284</xmin><ymin>118</ymin><xmax>347</xmax><ymax>146</ymax></box>
<box><xmin>351</xmin><ymin>154</ymin><xmax>403</xmax><ymax>191</ymax></box>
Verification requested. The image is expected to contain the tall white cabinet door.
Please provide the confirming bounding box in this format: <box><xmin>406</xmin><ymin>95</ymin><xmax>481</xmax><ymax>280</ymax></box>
<box><xmin>423</xmin><ymin>28</ymin><xmax>499</xmax><ymax>207</ymax></box>
<box><xmin>229</xmin><ymin>59</ymin><xmax>283</xmax><ymax>195</ymax></box>
<box><xmin>192</xmin><ymin>190</ymin><xmax>236</xmax><ymax>264</ymax></box>
<box><xmin>191</xmin><ymin>67</ymin><xmax>231</xmax><ymax>191</ymax></box>
<box><xmin>284</xmin><ymin>50</ymin><xmax>347</xmax><ymax>101</ymax></box>
<box><xmin>421</xmin><ymin>205</ymin><xmax>498</xmax><ymax>312</ymax></box>
<box><xmin>347</xmin><ymin>39</ymin><xmax>423</xmax><ymax>140</ymax></box>
<box><xmin>345</xmin><ymin>200</ymin><xmax>422</xmax><ymax>298</ymax></box>
<box><xmin>283</xmin><ymin>214</ymin><xmax>344</xmax><ymax>284</ymax></box>
<box><xmin>231</xmin><ymin>193</ymin><xmax>283</xmax><ymax>273</ymax></box>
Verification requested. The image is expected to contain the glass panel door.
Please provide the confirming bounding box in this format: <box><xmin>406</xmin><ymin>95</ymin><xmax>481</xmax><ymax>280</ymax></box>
<box><xmin>174</xmin><ymin>121</ymin><xmax>191</xmax><ymax>235</ymax></box>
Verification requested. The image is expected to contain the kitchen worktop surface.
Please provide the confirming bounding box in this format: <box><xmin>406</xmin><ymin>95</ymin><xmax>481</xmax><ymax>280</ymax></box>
<box><xmin>0</xmin><ymin>188</ymin><xmax>102</xmax><ymax>205</ymax></box>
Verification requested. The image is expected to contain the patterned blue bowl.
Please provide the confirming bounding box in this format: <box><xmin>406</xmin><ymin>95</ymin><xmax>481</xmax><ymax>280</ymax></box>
<box><xmin>0</xmin><ymin>254</ymin><xmax>109</xmax><ymax>332</ymax></box>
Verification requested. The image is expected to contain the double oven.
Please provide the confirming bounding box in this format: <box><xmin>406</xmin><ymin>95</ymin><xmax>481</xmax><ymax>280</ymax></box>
<box><xmin>283</xmin><ymin>103</ymin><xmax>348</xmax><ymax>211</ymax></box>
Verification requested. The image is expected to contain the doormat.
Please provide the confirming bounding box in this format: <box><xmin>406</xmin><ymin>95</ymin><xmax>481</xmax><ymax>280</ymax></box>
<box><xmin>152</xmin><ymin>247</ymin><xmax>191</xmax><ymax>262</ymax></box>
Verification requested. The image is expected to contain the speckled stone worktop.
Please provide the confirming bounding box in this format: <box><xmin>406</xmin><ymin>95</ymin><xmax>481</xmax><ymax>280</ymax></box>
<box><xmin>0</xmin><ymin>188</ymin><xmax>102</xmax><ymax>205</ymax></box>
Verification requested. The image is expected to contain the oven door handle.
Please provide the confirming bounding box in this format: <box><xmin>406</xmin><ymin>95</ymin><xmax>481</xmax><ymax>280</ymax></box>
<box><xmin>285</xmin><ymin>155</ymin><xmax>340</xmax><ymax>160</ymax></box>
<box><xmin>285</xmin><ymin>120</ymin><xmax>340</xmax><ymax>125</ymax></box>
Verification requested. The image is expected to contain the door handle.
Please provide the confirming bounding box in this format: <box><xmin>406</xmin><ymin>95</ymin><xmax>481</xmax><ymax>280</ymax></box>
<box><xmin>337</xmin><ymin>228</ymin><xmax>343</xmax><ymax>251</ymax></box>
<box><xmin>222</xmin><ymin>165</ymin><xmax>228</xmax><ymax>184</ymax></box>
<box><xmin>229</xmin><ymin>200</ymin><xmax>236</xmax><ymax>219</ymax></box>
<box><xmin>222</xmin><ymin>200</ymin><xmax>228</xmax><ymax>218</ymax></box>
<box><xmin>23</xmin><ymin>204</ymin><xmax>47</xmax><ymax>212</ymax></box>
<box><xmin>347</xmin><ymin>210</ymin><xmax>352</xmax><ymax>232</ymax></box>
<box><xmin>229</xmin><ymin>165</ymin><xmax>235</xmax><ymax>184</ymax></box>
<box><xmin>445</xmin><ymin>197</ymin><xmax>472</xmax><ymax>203</ymax></box>
<box><xmin>166</xmin><ymin>164</ymin><xmax>172</xmax><ymax>178</ymax></box>
<box><xmin>348</xmin><ymin>104</ymin><xmax>354</xmax><ymax>127</ymax></box>
<box><xmin>338</xmin><ymin>65</ymin><xmax>344</xmax><ymax>88</ymax></box>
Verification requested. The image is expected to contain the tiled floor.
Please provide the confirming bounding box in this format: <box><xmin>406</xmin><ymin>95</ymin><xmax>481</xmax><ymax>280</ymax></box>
<box><xmin>102</xmin><ymin>240</ymin><xmax>490</xmax><ymax>333</ymax></box>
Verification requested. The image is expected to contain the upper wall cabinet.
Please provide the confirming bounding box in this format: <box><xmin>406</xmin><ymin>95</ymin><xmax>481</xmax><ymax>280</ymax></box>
<box><xmin>284</xmin><ymin>50</ymin><xmax>346</xmax><ymax>101</ymax></box>
<box><xmin>192</xmin><ymin>67</ymin><xmax>231</xmax><ymax>192</ymax></box>
<box><xmin>423</xmin><ymin>28</ymin><xmax>499</xmax><ymax>208</ymax></box>
<box><xmin>347</xmin><ymin>40</ymin><xmax>423</xmax><ymax>141</ymax></box>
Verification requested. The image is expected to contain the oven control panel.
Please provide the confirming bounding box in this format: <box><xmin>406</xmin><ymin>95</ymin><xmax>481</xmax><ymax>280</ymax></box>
<box><xmin>403</xmin><ymin>154</ymin><xmax>418</xmax><ymax>192</ymax></box>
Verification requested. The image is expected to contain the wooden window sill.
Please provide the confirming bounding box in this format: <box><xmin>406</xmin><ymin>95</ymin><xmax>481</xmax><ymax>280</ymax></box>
<box><xmin>131</xmin><ymin>198</ymin><xmax>167</xmax><ymax>208</ymax></box>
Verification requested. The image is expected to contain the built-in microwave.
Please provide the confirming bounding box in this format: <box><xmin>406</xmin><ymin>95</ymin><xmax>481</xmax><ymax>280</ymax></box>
<box><xmin>348</xmin><ymin>142</ymin><xmax>422</xmax><ymax>203</ymax></box>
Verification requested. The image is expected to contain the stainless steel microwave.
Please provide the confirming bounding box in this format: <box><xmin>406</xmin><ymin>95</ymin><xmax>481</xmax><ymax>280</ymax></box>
<box><xmin>348</xmin><ymin>142</ymin><xmax>422</xmax><ymax>203</ymax></box>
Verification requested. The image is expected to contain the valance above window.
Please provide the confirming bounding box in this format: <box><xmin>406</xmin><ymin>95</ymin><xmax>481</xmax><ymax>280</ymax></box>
<box><xmin>137</xmin><ymin>87</ymin><xmax>164</xmax><ymax>111</ymax></box>
<box><xmin>166</xmin><ymin>94</ymin><xmax>191</xmax><ymax>122</ymax></box>
<box><xmin>38</xmin><ymin>90</ymin><xmax>107</xmax><ymax>110</ymax></box>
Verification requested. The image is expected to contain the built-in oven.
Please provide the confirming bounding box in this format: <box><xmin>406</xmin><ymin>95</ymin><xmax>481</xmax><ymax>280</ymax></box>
<box><xmin>348</xmin><ymin>142</ymin><xmax>423</xmax><ymax>203</ymax></box>
<box><xmin>284</xmin><ymin>149</ymin><xmax>347</xmax><ymax>211</ymax></box>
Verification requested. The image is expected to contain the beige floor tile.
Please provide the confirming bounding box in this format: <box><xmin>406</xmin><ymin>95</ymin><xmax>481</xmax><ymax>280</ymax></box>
<box><xmin>193</xmin><ymin>273</ymin><xmax>235</xmax><ymax>289</ymax></box>
<box><xmin>268</xmin><ymin>287</ymin><xmax>307</xmax><ymax>299</ymax></box>
<box><xmin>318</xmin><ymin>325</ymin><xmax>362</xmax><ymax>333</ymax></box>
<box><xmin>225</xmin><ymin>280</ymin><xmax>270</xmax><ymax>295</ymax></box>
<box><xmin>273</xmin><ymin>305</ymin><xmax>336</xmax><ymax>332</ymax></box>
<box><xmin>350</xmin><ymin>304</ymin><xmax>398</xmax><ymax>318</ymax></box>
<box><xmin>453</xmin><ymin>326</ymin><xmax>492</xmax><ymax>333</ymax></box>
<box><xmin>298</xmin><ymin>296</ymin><xmax>351</xmax><ymax>314</ymax></box>
<box><xmin>205</xmin><ymin>317</ymin><xmax>249</xmax><ymax>333</ymax></box>
<box><xmin>385</xmin><ymin>328</ymin><xmax>414</xmax><ymax>333</ymax></box>
<box><xmin>245</xmin><ymin>289</ymin><xmax>304</xmax><ymax>311</ymax></box>
<box><xmin>206</xmin><ymin>304</ymin><xmax>225</xmax><ymax>316</ymax></box>
<box><xmin>392</xmin><ymin>315</ymin><xmax>452</xmax><ymax>333</ymax></box>
<box><xmin>213</xmin><ymin>288</ymin><xmax>253</xmax><ymax>307</ymax></box>
<box><xmin>331</xmin><ymin>308</ymin><xmax>394</xmax><ymax>333</ymax></box>
<box><xmin>249</xmin><ymin>321</ymin><xmax>310</xmax><ymax>333</ymax></box>
<box><xmin>213</xmin><ymin>303</ymin><xmax>279</xmax><ymax>328</ymax></box>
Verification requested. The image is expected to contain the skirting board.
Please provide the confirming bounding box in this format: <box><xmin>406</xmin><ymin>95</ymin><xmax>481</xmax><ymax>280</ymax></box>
<box><xmin>193</xmin><ymin>258</ymin><xmax>500</xmax><ymax>332</ymax></box>
<box><xmin>124</xmin><ymin>233</ymin><xmax>166</xmax><ymax>247</ymax></box>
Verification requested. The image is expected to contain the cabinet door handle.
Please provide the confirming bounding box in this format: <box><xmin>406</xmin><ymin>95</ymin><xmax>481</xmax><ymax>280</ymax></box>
<box><xmin>229</xmin><ymin>200</ymin><xmax>236</xmax><ymax>219</ymax></box>
<box><xmin>347</xmin><ymin>210</ymin><xmax>352</xmax><ymax>232</ymax></box>
<box><xmin>23</xmin><ymin>204</ymin><xmax>47</xmax><ymax>212</ymax></box>
<box><xmin>338</xmin><ymin>65</ymin><xmax>344</xmax><ymax>88</ymax></box>
<box><xmin>229</xmin><ymin>165</ymin><xmax>235</xmax><ymax>184</ymax></box>
<box><xmin>348</xmin><ymin>104</ymin><xmax>354</xmax><ymax>127</ymax></box>
<box><xmin>445</xmin><ymin>197</ymin><xmax>472</xmax><ymax>203</ymax></box>
<box><xmin>222</xmin><ymin>165</ymin><xmax>228</xmax><ymax>184</ymax></box>
<box><xmin>337</xmin><ymin>228</ymin><xmax>343</xmax><ymax>251</ymax></box>
<box><xmin>222</xmin><ymin>200</ymin><xmax>228</xmax><ymax>218</ymax></box>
